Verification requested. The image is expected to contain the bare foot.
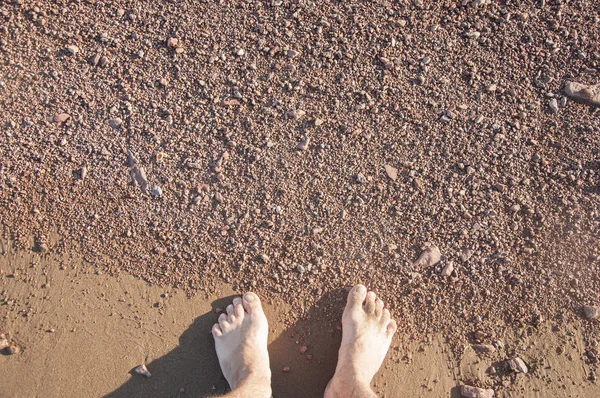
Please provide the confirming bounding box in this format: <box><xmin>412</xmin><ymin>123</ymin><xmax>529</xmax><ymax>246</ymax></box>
<box><xmin>212</xmin><ymin>292</ymin><xmax>271</xmax><ymax>398</ymax></box>
<box><xmin>325</xmin><ymin>285</ymin><xmax>397</xmax><ymax>398</ymax></box>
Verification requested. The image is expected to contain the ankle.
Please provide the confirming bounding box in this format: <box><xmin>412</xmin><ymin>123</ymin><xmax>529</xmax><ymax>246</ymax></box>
<box><xmin>325</xmin><ymin>374</ymin><xmax>374</xmax><ymax>398</ymax></box>
<box><xmin>233</xmin><ymin>377</ymin><xmax>272</xmax><ymax>398</ymax></box>
<box><xmin>233</xmin><ymin>368</ymin><xmax>271</xmax><ymax>393</ymax></box>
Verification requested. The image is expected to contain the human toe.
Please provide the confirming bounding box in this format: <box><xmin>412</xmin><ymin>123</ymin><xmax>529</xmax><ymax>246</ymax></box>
<box><xmin>346</xmin><ymin>284</ymin><xmax>367</xmax><ymax>311</ymax></box>
<box><xmin>374</xmin><ymin>298</ymin><xmax>384</xmax><ymax>317</ymax></box>
<box><xmin>386</xmin><ymin>319</ymin><xmax>398</xmax><ymax>337</ymax></box>
<box><xmin>232</xmin><ymin>297</ymin><xmax>244</xmax><ymax>317</ymax></box>
<box><xmin>242</xmin><ymin>292</ymin><xmax>263</xmax><ymax>315</ymax></box>
<box><xmin>364</xmin><ymin>291</ymin><xmax>376</xmax><ymax>313</ymax></box>
<box><xmin>212</xmin><ymin>323</ymin><xmax>223</xmax><ymax>338</ymax></box>
<box><xmin>218</xmin><ymin>313</ymin><xmax>231</xmax><ymax>331</ymax></box>
<box><xmin>381</xmin><ymin>308</ymin><xmax>391</xmax><ymax>325</ymax></box>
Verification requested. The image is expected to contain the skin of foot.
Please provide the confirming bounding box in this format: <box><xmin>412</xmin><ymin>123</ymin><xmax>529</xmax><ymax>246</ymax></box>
<box><xmin>325</xmin><ymin>284</ymin><xmax>398</xmax><ymax>398</ymax></box>
<box><xmin>212</xmin><ymin>292</ymin><xmax>272</xmax><ymax>398</ymax></box>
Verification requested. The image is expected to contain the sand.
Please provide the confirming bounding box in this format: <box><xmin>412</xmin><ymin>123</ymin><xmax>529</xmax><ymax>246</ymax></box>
<box><xmin>1</xmin><ymin>240</ymin><xmax>598</xmax><ymax>397</ymax></box>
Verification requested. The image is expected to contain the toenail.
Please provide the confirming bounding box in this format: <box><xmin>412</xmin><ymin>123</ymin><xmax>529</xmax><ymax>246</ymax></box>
<box><xmin>355</xmin><ymin>285</ymin><xmax>366</xmax><ymax>293</ymax></box>
<box><xmin>244</xmin><ymin>293</ymin><xmax>255</xmax><ymax>302</ymax></box>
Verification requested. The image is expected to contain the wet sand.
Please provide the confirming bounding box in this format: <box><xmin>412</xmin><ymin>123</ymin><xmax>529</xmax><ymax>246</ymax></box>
<box><xmin>1</xmin><ymin>241</ymin><xmax>598</xmax><ymax>397</ymax></box>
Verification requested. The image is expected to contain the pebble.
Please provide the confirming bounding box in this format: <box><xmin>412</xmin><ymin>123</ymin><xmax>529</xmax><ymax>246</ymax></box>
<box><xmin>106</xmin><ymin>118</ymin><xmax>123</xmax><ymax>129</ymax></box>
<box><xmin>235</xmin><ymin>49</ymin><xmax>245</xmax><ymax>56</ymax></box>
<box><xmin>282</xmin><ymin>366</ymin><xmax>291</xmax><ymax>372</ymax></box>
<box><xmin>564</xmin><ymin>81</ymin><xmax>600</xmax><ymax>106</ymax></box>
<box><xmin>314</xmin><ymin>118</ymin><xmax>324</xmax><ymax>126</ymax></box>
<box><xmin>548</xmin><ymin>98</ymin><xmax>559</xmax><ymax>113</ymax></box>
<box><xmin>287</xmin><ymin>49</ymin><xmax>298</xmax><ymax>58</ymax></box>
<box><xmin>582</xmin><ymin>305</ymin><xmax>599</xmax><ymax>320</ymax></box>
<box><xmin>134</xmin><ymin>364</ymin><xmax>151</xmax><ymax>377</ymax></box>
<box><xmin>379</xmin><ymin>57</ymin><xmax>394</xmax><ymax>70</ymax></box>
<box><xmin>131</xmin><ymin>166</ymin><xmax>148</xmax><ymax>190</ymax></box>
<box><xmin>53</xmin><ymin>113</ymin><xmax>70</xmax><ymax>123</ymax></box>
<box><xmin>167</xmin><ymin>37</ymin><xmax>179</xmax><ymax>48</ymax></box>
<box><xmin>459</xmin><ymin>248</ymin><xmax>473</xmax><ymax>262</ymax></box>
<box><xmin>90</xmin><ymin>53</ymin><xmax>101</xmax><ymax>67</ymax></box>
<box><xmin>298</xmin><ymin>345</ymin><xmax>308</xmax><ymax>354</ymax></box>
<box><xmin>66</xmin><ymin>45</ymin><xmax>79</xmax><ymax>55</ymax></box>
<box><xmin>150</xmin><ymin>185</ymin><xmax>163</xmax><ymax>197</ymax></box>
<box><xmin>356</xmin><ymin>173</ymin><xmax>367</xmax><ymax>184</ymax></box>
<box><xmin>460</xmin><ymin>385</ymin><xmax>494</xmax><ymax>398</ymax></box>
<box><xmin>297</xmin><ymin>137</ymin><xmax>310</xmax><ymax>151</ymax></box>
<box><xmin>440</xmin><ymin>262</ymin><xmax>454</xmax><ymax>277</ymax></box>
<box><xmin>0</xmin><ymin>338</ymin><xmax>8</xmax><ymax>350</ymax></box>
<box><xmin>493</xmin><ymin>183</ymin><xmax>506</xmax><ymax>192</ymax></box>
<box><xmin>412</xmin><ymin>177</ymin><xmax>424</xmax><ymax>190</ymax></box>
<box><xmin>99</xmin><ymin>56</ymin><xmax>109</xmax><ymax>67</ymax></box>
<box><xmin>413</xmin><ymin>243</ymin><xmax>441</xmax><ymax>268</ymax></box>
<box><xmin>507</xmin><ymin>357</ymin><xmax>528</xmax><ymax>373</ymax></box>
<box><xmin>472</xmin><ymin>344</ymin><xmax>496</xmax><ymax>354</ymax></box>
<box><xmin>487</xmin><ymin>84</ymin><xmax>497</xmax><ymax>93</ymax></box>
<box><xmin>288</xmin><ymin>109</ymin><xmax>306</xmax><ymax>120</ymax></box>
<box><xmin>465</xmin><ymin>31</ymin><xmax>481</xmax><ymax>39</ymax></box>
<box><xmin>384</xmin><ymin>165</ymin><xmax>398</xmax><ymax>181</ymax></box>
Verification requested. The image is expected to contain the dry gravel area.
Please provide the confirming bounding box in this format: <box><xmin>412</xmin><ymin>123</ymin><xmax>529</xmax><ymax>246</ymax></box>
<box><xmin>1</xmin><ymin>0</ymin><xmax>600</xmax><ymax>395</ymax></box>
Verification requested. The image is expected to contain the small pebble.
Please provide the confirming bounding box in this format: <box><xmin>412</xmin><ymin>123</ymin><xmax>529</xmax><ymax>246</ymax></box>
<box><xmin>549</xmin><ymin>98</ymin><xmax>559</xmax><ymax>113</ymax></box>
<box><xmin>167</xmin><ymin>37</ymin><xmax>179</xmax><ymax>48</ymax></box>
<box><xmin>53</xmin><ymin>113</ymin><xmax>70</xmax><ymax>123</ymax></box>
<box><xmin>297</xmin><ymin>137</ymin><xmax>310</xmax><ymax>151</ymax></box>
<box><xmin>440</xmin><ymin>262</ymin><xmax>454</xmax><ymax>277</ymax></box>
<box><xmin>150</xmin><ymin>185</ymin><xmax>163</xmax><ymax>197</ymax></box>
<box><xmin>134</xmin><ymin>364</ymin><xmax>151</xmax><ymax>377</ymax></box>
<box><xmin>106</xmin><ymin>118</ymin><xmax>123</xmax><ymax>129</ymax></box>
<box><xmin>66</xmin><ymin>45</ymin><xmax>79</xmax><ymax>55</ymax></box>
<box><xmin>384</xmin><ymin>165</ymin><xmax>398</xmax><ymax>181</ymax></box>
<box><xmin>507</xmin><ymin>357</ymin><xmax>528</xmax><ymax>373</ymax></box>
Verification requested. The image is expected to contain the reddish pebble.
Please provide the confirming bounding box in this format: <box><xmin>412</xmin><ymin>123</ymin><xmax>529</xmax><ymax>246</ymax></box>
<box><xmin>282</xmin><ymin>366</ymin><xmax>291</xmax><ymax>372</ymax></box>
<box><xmin>298</xmin><ymin>345</ymin><xmax>308</xmax><ymax>354</ymax></box>
<box><xmin>179</xmin><ymin>387</ymin><xmax>185</xmax><ymax>393</ymax></box>
<box><xmin>306</xmin><ymin>354</ymin><xmax>313</xmax><ymax>360</ymax></box>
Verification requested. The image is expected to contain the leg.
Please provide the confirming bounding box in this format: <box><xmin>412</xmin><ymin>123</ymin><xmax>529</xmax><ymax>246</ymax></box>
<box><xmin>212</xmin><ymin>292</ymin><xmax>272</xmax><ymax>398</ymax></box>
<box><xmin>324</xmin><ymin>285</ymin><xmax>398</xmax><ymax>398</ymax></box>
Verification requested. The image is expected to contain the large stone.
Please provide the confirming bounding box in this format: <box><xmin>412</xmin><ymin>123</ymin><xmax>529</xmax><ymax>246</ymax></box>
<box><xmin>582</xmin><ymin>305</ymin><xmax>600</xmax><ymax>320</ymax></box>
<box><xmin>413</xmin><ymin>243</ymin><xmax>442</xmax><ymax>268</ymax></box>
<box><xmin>507</xmin><ymin>357</ymin><xmax>528</xmax><ymax>373</ymax></box>
<box><xmin>564</xmin><ymin>81</ymin><xmax>600</xmax><ymax>106</ymax></box>
<box><xmin>460</xmin><ymin>385</ymin><xmax>494</xmax><ymax>398</ymax></box>
<box><xmin>472</xmin><ymin>344</ymin><xmax>496</xmax><ymax>354</ymax></box>
<box><xmin>384</xmin><ymin>165</ymin><xmax>398</xmax><ymax>181</ymax></box>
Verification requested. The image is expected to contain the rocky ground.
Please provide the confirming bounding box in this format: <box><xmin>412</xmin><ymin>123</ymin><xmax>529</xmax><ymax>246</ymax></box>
<box><xmin>1</xmin><ymin>0</ymin><xmax>599</xmax><ymax>395</ymax></box>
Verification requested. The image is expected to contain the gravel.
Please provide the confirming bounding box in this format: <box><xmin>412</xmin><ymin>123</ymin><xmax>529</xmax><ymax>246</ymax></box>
<box><xmin>0</xmin><ymin>0</ymin><xmax>599</xmax><ymax>370</ymax></box>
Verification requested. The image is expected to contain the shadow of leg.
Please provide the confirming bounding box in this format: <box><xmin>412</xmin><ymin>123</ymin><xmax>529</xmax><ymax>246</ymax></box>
<box><xmin>104</xmin><ymin>296</ymin><xmax>240</xmax><ymax>398</ymax></box>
